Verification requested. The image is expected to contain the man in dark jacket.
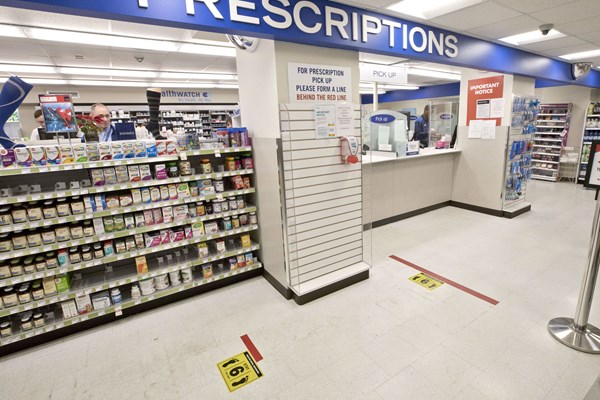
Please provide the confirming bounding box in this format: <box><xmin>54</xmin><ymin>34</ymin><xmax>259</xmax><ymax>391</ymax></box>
<box><xmin>414</xmin><ymin>105</ymin><xmax>430</xmax><ymax>147</ymax></box>
<box><xmin>91</xmin><ymin>103</ymin><xmax>122</xmax><ymax>142</ymax></box>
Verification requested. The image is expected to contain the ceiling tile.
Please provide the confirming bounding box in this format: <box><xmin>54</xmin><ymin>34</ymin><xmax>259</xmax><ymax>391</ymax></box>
<box><xmin>543</xmin><ymin>43</ymin><xmax>598</xmax><ymax>57</ymax></box>
<box><xmin>491</xmin><ymin>0</ymin><xmax>580</xmax><ymax>13</ymax></box>
<box><xmin>109</xmin><ymin>21</ymin><xmax>188</xmax><ymax>42</ymax></box>
<box><xmin>0</xmin><ymin>41</ymin><xmax>45</xmax><ymax>57</ymax></box>
<box><xmin>430</xmin><ymin>2</ymin><xmax>521</xmax><ymax>31</ymax></box>
<box><xmin>556</xmin><ymin>16</ymin><xmax>600</xmax><ymax>35</ymax></box>
<box><xmin>578</xmin><ymin>31</ymin><xmax>600</xmax><ymax>43</ymax></box>
<box><xmin>359</xmin><ymin>53</ymin><xmax>405</xmax><ymax>65</ymax></box>
<box><xmin>531</xmin><ymin>0</ymin><xmax>600</xmax><ymax>25</ymax></box>
<box><xmin>41</xmin><ymin>44</ymin><xmax>110</xmax><ymax>59</ymax></box>
<box><xmin>0</xmin><ymin>6</ymin><xmax>110</xmax><ymax>33</ymax></box>
<box><xmin>48</xmin><ymin>57</ymin><xmax>111</xmax><ymax>68</ymax></box>
<box><xmin>467</xmin><ymin>15</ymin><xmax>545</xmax><ymax>39</ymax></box>
<box><xmin>520</xmin><ymin>36</ymin><xmax>587</xmax><ymax>52</ymax></box>
<box><xmin>109</xmin><ymin>49</ymin><xmax>169</xmax><ymax>65</ymax></box>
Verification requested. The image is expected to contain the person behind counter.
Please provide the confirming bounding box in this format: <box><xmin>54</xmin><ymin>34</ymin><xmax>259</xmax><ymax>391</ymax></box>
<box><xmin>413</xmin><ymin>105</ymin><xmax>430</xmax><ymax>148</ymax></box>
<box><xmin>29</xmin><ymin>109</ymin><xmax>46</xmax><ymax>141</ymax></box>
<box><xmin>90</xmin><ymin>103</ymin><xmax>123</xmax><ymax>142</ymax></box>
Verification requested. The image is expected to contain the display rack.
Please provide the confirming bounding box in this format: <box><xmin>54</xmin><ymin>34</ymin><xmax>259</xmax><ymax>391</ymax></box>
<box><xmin>503</xmin><ymin>96</ymin><xmax>538</xmax><ymax>211</ymax></box>
<box><xmin>578</xmin><ymin>102</ymin><xmax>600</xmax><ymax>183</ymax></box>
<box><xmin>0</xmin><ymin>138</ymin><xmax>260</xmax><ymax>352</ymax></box>
<box><xmin>531</xmin><ymin>103</ymin><xmax>572</xmax><ymax>182</ymax></box>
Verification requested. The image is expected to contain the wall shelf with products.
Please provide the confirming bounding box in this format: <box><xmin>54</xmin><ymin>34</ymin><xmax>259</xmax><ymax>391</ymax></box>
<box><xmin>577</xmin><ymin>104</ymin><xmax>600</xmax><ymax>182</ymax></box>
<box><xmin>0</xmin><ymin>131</ymin><xmax>261</xmax><ymax>354</ymax></box>
<box><xmin>531</xmin><ymin>103</ymin><xmax>572</xmax><ymax>182</ymax></box>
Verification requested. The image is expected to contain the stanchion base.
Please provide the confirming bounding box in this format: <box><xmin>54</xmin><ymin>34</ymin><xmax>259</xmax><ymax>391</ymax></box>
<box><xmin>548</xmin><ymin>317</ymin><xmax>600</xmax><ymax>354</ymax></box>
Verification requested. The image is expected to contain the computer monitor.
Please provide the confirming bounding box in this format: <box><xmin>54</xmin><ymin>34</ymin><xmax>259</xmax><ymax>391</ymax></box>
<box><xmin>38</xmin><ymin>129</ymin><xmax>79</xmax><ymax>140</ymax></box>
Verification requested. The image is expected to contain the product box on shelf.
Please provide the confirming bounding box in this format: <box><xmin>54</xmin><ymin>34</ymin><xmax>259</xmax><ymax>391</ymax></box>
<box><xmin>103</xmin><ymin>168</ymin><xmax>117</xmax><ymax>185</ymax></box>
<box><xmin>91</xmin><ymin>291</ymin><xmax>111</xmax><ymax>310</ymax></box>
<box><xmin>59</xmin><ymin>145</ymin><xmax>74</xmax><ymax>164</ymax></box>
<box><xmin>61</xmin><ymin>300</ymin><xmax>77</xmax><ymax>319</ymax></box>
<box><xmin>134</xmin><ymin>142</ymin><xmax>147</xmax><ymax>158</ymax></box>
<box><xmin>0</xmin><ymin>149</ymin><xmax>16</xmax><ymax>168</ymax></box>
<box><xmin>136</xmin><ymin>255</ymin><xmax>148</xmax><ymax>274</ymax></box>
<box><xmin>30</xmin><ymin>147</ymin><xmax>47</xmax><ymax>166</ymax></box>
<box><xmin>145</xmin><ymin>141</ymin><xmax>157</xmax><ymax>157</ymax></box>
<box><xmin>15</xmin><ymin>147</ymin><xmax>32</xmax><ymax>167</ymax></box>
<box><xmin>73</xmin><ymin>144</ymin><xmax>87</xmax><ymax>163</ymax></box>
<box><xmin>128</xmin><ymin>165</ymin><xmax>141</xmax><ymax>182</ymax></box>
<box><xmin>139</xmin><ymin>165</ymin><xmax>152</xmax><ymax>181</ymax></box>
<box><xmin>122</xmin><ymin>142</ymin><xmax>135</xmax><ymax>159</ymax></box>
<box><xmin>115</xmin><ymin>166</ymin><xmax>129</xmax><ymax>183</ymax></box>
<box><xmin>75</xmin><ymin>293</ymin><xmax>93</xmax><ymax>314</ymax></box>
<box><xmin>44</xmin><ymin>145</ymin><xmax>60</xmax><ymax>165</ymax></box>
<box><xmin>55</xmin><ymin>274</ymin><xmax>71</xmax><ymax>293</ymax></box>
<box><xmin>111</xmin><ymin>143</ymin><xmax>124</xmax><ymax>160</ymax></box>
<box><xmin>86</xmin><ymin>143</ymin><xmax>100</xmax><ymax>161</ymax></box>
<box><xmin>43</xmin><ymin>276</ymin><xmax>58</xmax><ymax>296</ymax></box>
<box><xmin>99</xmin><ymin>144</ymin><xmax>112</xmax><ymax>160</ymax></box>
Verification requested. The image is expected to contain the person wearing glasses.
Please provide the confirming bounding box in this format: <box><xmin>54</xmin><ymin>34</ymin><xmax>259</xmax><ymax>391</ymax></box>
<box><xmin>29</xmin><ymin>109</ymin><xmax>46</xmax><ymax>141</ymax></box>
<box><xmin>90</xmin><ymin>103</ymin><xmax>123</xmax><ymax>142</ymax></box>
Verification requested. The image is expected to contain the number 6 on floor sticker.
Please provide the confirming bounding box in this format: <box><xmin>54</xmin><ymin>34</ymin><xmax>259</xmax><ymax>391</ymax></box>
<box><xmin>217</xmin><ymin>351</ymin><xmax>263</xmax><ymax>392</ymax></box>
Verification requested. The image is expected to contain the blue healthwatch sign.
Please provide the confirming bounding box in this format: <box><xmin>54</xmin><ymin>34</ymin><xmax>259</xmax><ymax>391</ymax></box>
<box><xmin>2</xmin><ymin>0</ymin><xmax>598</xmax><ymax>87</ymax></box>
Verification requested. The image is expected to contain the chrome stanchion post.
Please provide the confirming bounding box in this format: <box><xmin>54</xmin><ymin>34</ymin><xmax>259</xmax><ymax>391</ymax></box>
<box><xmin>548</xmin><ymin>196</ymin><xmax>600</xmax><ymax>353</ymax></box>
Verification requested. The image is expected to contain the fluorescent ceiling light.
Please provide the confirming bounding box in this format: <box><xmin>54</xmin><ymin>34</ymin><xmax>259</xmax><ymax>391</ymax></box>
<box><xmin>387</xmin><ymin>0</ymin><xmax>484</xmax><ymax>19</ymax></box>
<box><xmin>360</xmin><ymin>89</ymin><xmax>386</xmax><ymax>95</ymax></box>
<box><xmin>59</xmin><ymin>67</ymin><xmax>157</xmax><ymax>78</ymax></box>
<box><xmin>159</xmin><ymin>72</ymin><xmax>237</xmax><ymax>80</ymax></box>
<box><xmin>499</xmin><ymin>29</ymin><xmax>565</xmax><ymax>46</ymax></box>
<box><xmin>408</xmin><ymin>67</ymin><xmax>461</xmax><ymax>80</ymax></box>
<box><xmin>216</xmin><ymin>84</ymin><xmax>239</xmax><ymax>89</ymax></box>
<box><xmin>151</xmin><ymin>82</ymin><xmax>217</xmax><ymax>88</ymax></box>
<box><xmin>0</xmin><ymin>64</ymin><xmax>57</xmax><ymax>74</ymax></box>
<box><xmin>559</xmin><ymin>49</ymin><xmax>600</xmax><ymax>60</ymax></box>
<box><xmin>178</xmin><ymin>43</ymin><xmax>236</xmax><ymax>57</ymax></box>
<box><xmin>381</xmin><ymin>84</ymin><xmax>420</xmax><ymax>90</ymax></box>
<box><xmin>0</xmin><ymin>25</ymin><xmax>26</xmax><ymax>38</ymax></box>
<box><xmin>22</xmin><ymin>78</ymin><xmax>69</xmax><ymax>85</ymax></box>
<box><xmin>70</xmin><ymin>80</ymin><xmax>149</xmax><ymax>87</ymax></box>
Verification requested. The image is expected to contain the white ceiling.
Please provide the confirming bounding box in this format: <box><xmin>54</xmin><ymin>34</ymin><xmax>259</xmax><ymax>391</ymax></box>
<box><xmin>0</xmin><ymin>1</ymin><xmax>599</xmax><ymax>87</ymax></box>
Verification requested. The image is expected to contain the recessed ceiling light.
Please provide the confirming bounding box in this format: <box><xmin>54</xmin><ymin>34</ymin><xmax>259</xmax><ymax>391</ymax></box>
<box><xmin>159</xmin><ymin>72</ymin><xmax>237</xmax><ymax>80</ymax></box>
<box><xmin>559</xmin><ymin>49</ymin><xmax>600</xmax><ymax>60</ymax></box>
<box><xmin>387</xmin><ymin>0</ymin><xmax>485</xmax><ymax>19</ymax></box>
<box><xmin>0</xmin><ymin>64</ymin><xmax>57</xmax><ymax>74</ymax></box>
<box><xmin>359</xmin><ymin>89</ymin><xmax>387</xmax><ymax>94</ymax></box>
<box><xmin>499</xmin><ymin>29</ymin><xmax>565</xmax><ymax>46</ymax></box>
<box><xmin>408</xmin><ymin>67</ymin><xmax>461</xmax><ymax>80</ymax></box>
<box><xmin>59</xmin><ymin>67</ymin><xmax>158</xmax><ymax>78</ymax></box>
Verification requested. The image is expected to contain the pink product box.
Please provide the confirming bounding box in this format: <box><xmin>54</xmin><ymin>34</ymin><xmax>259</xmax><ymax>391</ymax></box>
<box><xmin>144</xmin><ymin>232</ymin><xmax>162</xmax><ymax>248</ymax></box>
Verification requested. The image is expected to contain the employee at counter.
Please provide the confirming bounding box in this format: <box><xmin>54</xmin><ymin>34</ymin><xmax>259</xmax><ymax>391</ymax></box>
<box><xmin>91</xmin><ymin>103</ymin><xmax>123</xmax><ymax>142</ymax></box>
<box><xmin>414</xmin><ymin>105</ymin><xmax>430</xmax><ymax>148</ymax></box>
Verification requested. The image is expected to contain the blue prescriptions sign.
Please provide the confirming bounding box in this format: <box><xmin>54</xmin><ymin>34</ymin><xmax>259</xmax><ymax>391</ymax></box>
<box><xmin>370</xmin><ymin>114</ymin><xmax>395</xmax><ymax>124</ymax></box>
<box><xmin>1</xmin><ymin>0</ymin><xmax>599</xmax><ymax>87</ymax></box>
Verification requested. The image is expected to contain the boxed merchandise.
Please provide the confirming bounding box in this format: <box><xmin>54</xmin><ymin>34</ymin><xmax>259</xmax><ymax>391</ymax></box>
<box><xmin>91</xmin><ymin>291</ymin><xmax>111</xmax><ymax>310</ymax></box>
<box><xmin>144</xmin><ymin>232</ymin><xmax>161</xmax><ymax>247</ymax></box>
<box><xmin>83</xmin><ymin>196</ymin><xmax>94</xmax><ymax>212</ymax></box>
<box><xmin>170</xmin><ymin>227</ymin><xmax>185</xmax><ymax>242</ymax></box>
<box><xmin>173</xmin><ymin>205</ymin><xmax>188</xmax><ymax>220</ymax></box>
<box><xmin>120</xmin><ymin>193</ymin><xmax>133</xmax><ymax>207</ymax></box>
<box><xmin>114</xmin><ymin>239</ymin><xmax>126</xmax><ymax>253</ymax></box>
<box><xmin>166</xmin><ymin>140</ymin><xmax>178</xmax><ymax>155</ymax></box>
<box><xmin>55</xmin><ymin>274</ymin><xmax>71</xmax><ymax>293</ymax></box>
<box><xmin>43</xmin><ymin>276</ymin><xmax>58</xmax><ymax>296</ymax></box>
<box><xmin>15</xmin><ymin>147</ymin><xmax>32</xmax><ymax>167</ymax></box>
<box><xmin>128</xmin><ymin>165</ymin><xmax>141</xmax><ymax>182</ymax></box>
<box><xmin>93</xmin><ymin>218</ymin><xmax>105</xmax><ymax>235</ymax></box>
<box><xmin>0</xmin><ymin>149</ymin><xmax>16</xmax><ymax>168</ymax></box>
<box><xmin>139</xmin><ymin>164</ymin><xmax>152</xmax><ymax>181</ymax></box>
<box><xmin>73</xmin><ymin>144</ymin><xmax>87</xmax><ymax>163</ymax></box>
<box><xmin>115</xmin><ymin>166</ymin><xmax>129</xmax><ymax>183</ymax></box>
<box><xmin>162</xmin><ymin>206</ymin><xmax>173</xmax><ymax>223</ymax></box>
<box><xmin>177</xmin><ymin>183</ymin><xmax>191</xmax><ymax>199</ymax></box>
<box><xmin>141</xmin><ymin>187</ymin><xmax>151</xmax><ymax>204</ymax></box>
<box><xmin>136</xmin><ymin>255</ymin><xmax>148</xmax><ymax>274</ymax></box>
<box><xmin>90</xmin><ymin>169</ymin><xmax>105</xmax><ymax>186</ymax></box>
<box><xmin>94</xmin><ymin>194</ymin><xmax>107</xmax><ymax>210</ymax></box>
<box><xmin>86</xmin><ymin>143</ymin><xmax>100</xmax><ymax>161</ymax></box>
<box><xmin>111</xmin><ymin>142</ymin><xmax>124</xmax><ymax>160</ymax></box>
<box><xmin>134</xmin><ymin>233</ymin><xmax>145</xmax><ymax>249</ymax></box>
<box><xmin>99</xmin><ymin>143</ymin><xmax>112</xmax><ymax>160</ymax></box>
<box><xmin>59</xmin><ymin>145</ymin><xmax>74</xmax><ymax>164</ymax></box>
<box><xmin>103</xmin><ymin>216</ymin><xmax>114</xmax><ymax>233</ymax></box>
<box><xmin>125</xmin><ymin>237</ymin><xmax>136</xmax><ymax>251</ymax></box>
<box><xmin>160</xmin><ymin>186</ymin><xmax>170</xmax><ymax>201</ymax></box>
<box><xmin>131</xmin><ymin>188</ymin><xmax>142</xmax><ymax>204</ymax></box>
<box><xmin>156</xmin><ymin>140</ymin><xmax>167</xmax><ymax>156</ymax></box>
<box><xmin>160</xmin><ymin>229</ymin><xmax>171</xmax><ymax>244</ymax></box>
<box><xmin>184</xmin><ymin>225</ymin><xmax>193</xmax><ymax>239</ymax></box>
<box><xmin>44</xmin><ymin>145</ymin><xmax>60</xmax><ymax>165</ymax></box>
<box><xmin>122</xmin><ymin>142</ymin><xmax>135</xmax><ymax>159</ymax></box>
<box><xmin>237</xmin><ymin>254</ymin><xmax>246</xmax><ymax>268</ymax></box>
<box><xmin>145</xmin><ymin>141</ymin><xmax>158</xmax><ymax>157</ymax></box>
<box><xmin>154</xmin><ymin>164</ymin><xmax>167</xmax><ymax>180</ymax></box>
<box><xmin>75</xmin><ymin>293</ymin><xmax>93</xmax><ymax>314</ymax></box>
<box><xmin>245</xmin><ymin>252</ymin><xmax>254</xmax><ymax>266</ymax></box>
<box><xmin>204</xmin><ymin>221</ymin><xmax>219</xmax><ymax>235</ymax></box>
<box><xmin>30</xmin><ymin>147</ymin><xmax>47</xmax><ymax>166</ymax></box>
<box><xmin>240</xmin><ymin>234</ymin><xmax>251</xmax><ymax>248</ymax></box>
<box><xmin>61</xmin><ymin>300</ymin><xmax>76</xmax><ymax>319</ymax></box>
<box><xmin>134</xmin><ymin>213</ymin><xmax>145</xmax><ymax>228</ymax></box>
<box><xmin>168</xmin><ymin>184</ymin><xmax>178</xmax><ymax>200</ymax></box>
<box><xmin>197</xmin><ymin>242</ymin><xmax>209</xmax><ymax>258</ymax></box>
<box><xmin>105</xmin><ymin>195</ymin><xmax>120</xmax><ymax>209</ymax></box>
<box><xmin>134</xmin><ymin>142</ymin><xmax>147</xmax><ymax>158</ymax></box>
<box><xmin>143</xmin><ymin>209</ymin><xmax>154</xmax><ymax>225</ymax></box>
<box><xmin>215</xmin><ymin>238</ymin><xmax>226</xmax><ymax>254</ymax></box>
<box><xmin>150</xmin><ymin>187</ymin><xmax>160</xmax><ymax>202</ymax></box>
<box><xmin>201</xmin><ymin>263</ymin><xmax>213</xmax><ymax>279</ymax></box>
<box><xmin>124</xmin><ymin>214</ymin><xmax>135</xmax><ymax>229</ymax></box>
<box><xmin>152</xmin><ymin>208</ymin><xmax>164</xmax><ymax>224</ymax></box>
<box><xmin>103</xmin><ymin>167</ymin><xmax>117</xmax><ymax>185</ymax></box>
<box><xmin>103</xmin><ymin>240</ymin><xmax>114</xmax><ymax>256</ymax></box>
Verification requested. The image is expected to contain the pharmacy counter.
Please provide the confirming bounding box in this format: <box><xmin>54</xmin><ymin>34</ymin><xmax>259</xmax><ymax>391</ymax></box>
<box><xmin>363</xmin><ymin>148</ymin><xmax>461</xmax><ymax>226</ymax></box>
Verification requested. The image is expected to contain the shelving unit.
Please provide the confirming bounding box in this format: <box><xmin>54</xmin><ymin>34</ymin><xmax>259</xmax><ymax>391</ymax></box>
<box><xmin>531</xmin><ymin>103</ymin><xmax>572</xmax><ymax>182</ymax></box>
<box><xmin>578</xmin><ymin>103</ymin><xmax>600</xmax><ymax>183</ymax></box>
<box><xmin>0</xmin><ymin>141</ymin><xmax>260</xmax><ymax>352</ymax></box>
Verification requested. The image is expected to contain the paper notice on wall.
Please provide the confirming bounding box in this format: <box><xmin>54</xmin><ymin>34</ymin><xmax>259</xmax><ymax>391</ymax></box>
<box><xmin>489</xmin><ymin>98</ymin><xmax>505</xmax><ymax>119</ymax></box>
<box><xmin>336</xmin><ymin>104</ymin><xmax>355</xmax><ymax>136</ymax></box>
<box><xmin>314</xmin><ymin>105</ymin><xmax>337</xmax><ymax>138</ymax></box>
<box><xmin>481</xmin><ymin>120</ymin><xmax>496</xmax><ymax>140</ymax></box>
<box><xmin>468</xmin><ymin>120</ymin><xmax>483</xmax><ymax>139</ymax></box>
<box><xmin>476</xmin><ymin>99</ymin><xmax>491</xmax><ymax>119</ymax></box>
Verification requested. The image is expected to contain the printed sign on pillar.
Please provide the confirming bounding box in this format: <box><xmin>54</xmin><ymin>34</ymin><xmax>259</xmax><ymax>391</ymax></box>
<box><xmin>288</xmin><ymin>63</ymin><xmax>352</xmax><ymax>104</ymax></box>
<box><xmin>466</xmin><ymin>76</ymin><xmax>504</xmax><ymax>126</ymax></box>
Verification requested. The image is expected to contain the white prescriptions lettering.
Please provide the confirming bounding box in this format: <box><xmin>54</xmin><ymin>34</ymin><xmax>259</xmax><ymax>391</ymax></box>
<box><xmin>402</xmin><ymin>25</ymin><xmax>408</xmax><ymax>49</ymax></box>
<box><xmin>325</xmin><ymin>6</ymin><xmax>349</xmax><ymax>39</ymax></box>
<box><xmin>428</xmin><ymin>31</ymin><xmax>444</xmax><ymax>55</ymax></box>
<box><xmin>382</xmin><ymin>19</ymin><xmax>401</xmax><ymax>47</ymax></box>
<box><xmin>361</xmin><ymin>15</ymin><xmax>381</xmax><ymax>42</ymax></box>
<box><xmin>263</xmin><ymin>0</ymin><xmax>292</xmax><ymax>29</ymax></box>
<box><xmin>409</xmin><ymin>27</ymin><xmax>427</xmax><ymax>52</ymax></box>
<box><xmin>230</xmin><ymin>0</ymin><xmax>260</xmax><ymax>24</ymax></box>
<box><xmin>445</xmin><ymin>35</ymin><xmax>459</xmax><ymax>58</ymax></box>
<box><xmin>186</xmin><ymin>0</ymin><xmax>224</xmax><ymax>19</ymax></box>
<box><xmin>352</xmin><ymin>12</ymin><xmax>359</xmax><ymax>41</ymax></box>
<box><xmin>138</xmin><ymin>0</ymin><xmax>148</xmax><ymax>8</ymax></box>
<box><xmin>294</xmin><ymin>1</ymin><xmax>322</xmax><ymax>34</ymax></box>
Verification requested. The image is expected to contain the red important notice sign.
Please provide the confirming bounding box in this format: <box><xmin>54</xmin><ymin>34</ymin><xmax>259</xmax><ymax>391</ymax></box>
<box><xmin>467</xmin><ymin>76</ymin><xmax>504</xmax><ymax>126</ymax></box>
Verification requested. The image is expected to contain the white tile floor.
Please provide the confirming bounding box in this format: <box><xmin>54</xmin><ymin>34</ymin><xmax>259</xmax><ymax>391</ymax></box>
<box><xmin>2</xmin><ymin>180</ymin><xmax>600</xmax><ymax>400</ymax></box>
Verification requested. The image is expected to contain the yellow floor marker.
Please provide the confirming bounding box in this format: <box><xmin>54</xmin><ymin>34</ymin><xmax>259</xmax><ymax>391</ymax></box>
<box><xmin>409</xmin><ymin>272</ymin><xmax>444</xmax><ymax>291</ymax></box>
<box><xmin>217</xmin><ymin>351</ymin><xmax>263</xmax><ymax>392</ymax></box>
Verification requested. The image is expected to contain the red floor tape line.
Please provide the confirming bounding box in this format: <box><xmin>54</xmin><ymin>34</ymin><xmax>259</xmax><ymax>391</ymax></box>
<box><xmin>241</xmin><ymin>334</ymin><xmax>263</xmax><ymax>362</ymax></box>
<box><xmin>390</xmin><ymin>255</ymin><xmax>499</xmax><ymax>306</ymax></box>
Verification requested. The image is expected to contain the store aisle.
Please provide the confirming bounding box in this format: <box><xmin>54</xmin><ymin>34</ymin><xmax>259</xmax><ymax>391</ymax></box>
<box><xmin>1</xmin><ymin>181</ymin><xmax>600</xmax><ymax>400</ymax></box>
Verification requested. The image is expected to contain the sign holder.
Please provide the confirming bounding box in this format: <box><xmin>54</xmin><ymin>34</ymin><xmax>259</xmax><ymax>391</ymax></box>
<box><xmin>548</xmin><ymin>144</ymin><xmax>600</xmax><ymax>353</ymax></box>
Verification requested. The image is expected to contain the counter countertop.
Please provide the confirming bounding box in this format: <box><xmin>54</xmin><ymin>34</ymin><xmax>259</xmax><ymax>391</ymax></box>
<box><xmin>364</xmin><ymin>148</ymin><xmax>461</xmax><ymax>164</ymax></box>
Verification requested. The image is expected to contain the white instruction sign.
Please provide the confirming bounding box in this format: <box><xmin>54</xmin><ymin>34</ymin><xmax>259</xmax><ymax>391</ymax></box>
<box><xmin>289</xmin><ymin>63</ymin><xmax>352</xmax><ymax>104</ymax></box>
<box><xmin>314</xmin><ymin>104</ymin><xmax>356</xmax><ymax>138</ymax></box>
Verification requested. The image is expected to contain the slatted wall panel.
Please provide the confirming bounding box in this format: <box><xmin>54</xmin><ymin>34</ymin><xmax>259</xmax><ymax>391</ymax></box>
<box><xmin>279</xmin><ymin>104</ymin><xmax>366</xmax><ymax>292</ymax></box>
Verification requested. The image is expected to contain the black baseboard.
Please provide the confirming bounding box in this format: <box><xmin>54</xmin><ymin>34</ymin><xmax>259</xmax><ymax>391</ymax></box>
<box><xmin>292</xmin><ymin>270</ymin><xmax>369</xmax><ymax>305</ymax></box>
<box><xmin>449</xmin><ymin>201</ymin><xmax>505</xmax><ymax>217</ymax></box>
<box><xmin>0</xmin><ymin>268</ymin><xmax>262</xmax><ymax>358</ymax></box>
<box><xmin>364</xmin><ymin>201</ymin><xmax>450</xmax><ymax>230</ymax></box>
<box><xmin>262</xmin><ymin>269</ymin><xmax>293</xmax><ymax>300</ymax></box>
<box><xmin>503</xmin><ymin>204</ymin><xmax>531</xmax><ymax>219</ymax></box>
